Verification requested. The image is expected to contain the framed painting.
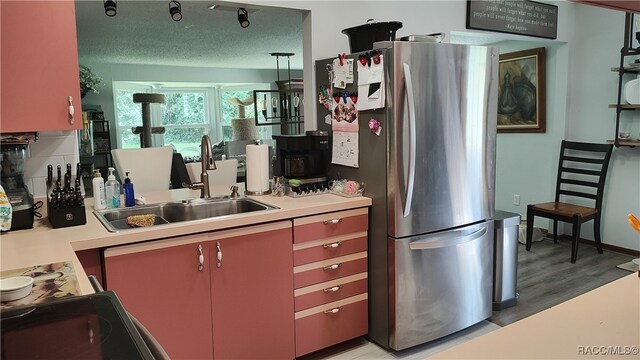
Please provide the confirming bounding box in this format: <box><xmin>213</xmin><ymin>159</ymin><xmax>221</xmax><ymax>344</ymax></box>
<box><xmin>497</xmin><ymin>47</ymin><xmax>546</xmax><ymax>133</ymax></box>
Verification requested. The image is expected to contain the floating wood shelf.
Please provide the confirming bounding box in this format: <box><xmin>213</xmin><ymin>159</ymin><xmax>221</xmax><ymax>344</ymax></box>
<box><xmin>608</xmin><ymin>104</ymin><xmax>640</xmax><ymax>109</ymax></box>
<box><xmin>606</xmin><ymin>139</ymin><xmax>639</xmax><ymax>147</ymax></box>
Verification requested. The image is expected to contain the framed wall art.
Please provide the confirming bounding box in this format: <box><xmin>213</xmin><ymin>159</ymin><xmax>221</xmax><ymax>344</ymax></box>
<box><xmin>497</xmin><ymin>47</ymin><xmax>546</xmax><ymax>133</ymax></box>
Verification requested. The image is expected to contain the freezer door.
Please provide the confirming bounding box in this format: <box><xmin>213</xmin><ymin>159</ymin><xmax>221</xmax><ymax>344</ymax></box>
<box><xmin>389</xmin><ymin>221</ymin><xmax>494</xmax><ymax>350</ymax></box>
<box><xmin>387</xmin><ymin>42</ymin><xmax>498</xmax><ymax>238</ymax></box>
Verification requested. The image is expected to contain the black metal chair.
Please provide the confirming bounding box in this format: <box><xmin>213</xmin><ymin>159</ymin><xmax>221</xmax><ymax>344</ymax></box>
<box><xmin>526</xmin><ymin>141</ymin><xmax>613</xmax><ymax>263</ymax></box>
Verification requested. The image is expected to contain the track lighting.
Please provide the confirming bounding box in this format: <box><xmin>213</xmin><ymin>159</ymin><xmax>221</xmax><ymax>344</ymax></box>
<box><xmin>237</xmin><ymin>8</ymin><xmax>250</xmax><ymax>28</ymax></box>
<box><xmin>103</xmin><ymin>0</ymin><xmax>117</xmax><ymax>17</ymax></box>
<box><xmin>169</xmin><ymin>0</ymin><xmax>182</xmax><ymax>22</ymax></box>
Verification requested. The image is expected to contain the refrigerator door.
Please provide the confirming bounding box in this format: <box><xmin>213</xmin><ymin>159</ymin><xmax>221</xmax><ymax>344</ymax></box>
<box><xmin>386</xmin><ymin>42</ymin><xmax>498</xmax><ymax>238</ymax></box>
<box><xmin>389</xmin><ymin>220</ymin><xmax>494</xmax><ymax>350</ymax></box>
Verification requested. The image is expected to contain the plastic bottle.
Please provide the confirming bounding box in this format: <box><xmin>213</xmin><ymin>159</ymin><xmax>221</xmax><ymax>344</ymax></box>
<box><xmin>123</xmin><ymin>172</ymin><xmax>135</xmax><ymax>207</ymax></box>
<box><xmin>104</xmin><ymin>167</ymin><xmax>121</xmax><ymax>208</ymax></box>
<box><xmin>92</xmin><ymin>170</ymin><xmax>107</xmax><ymax>210</ymax></box>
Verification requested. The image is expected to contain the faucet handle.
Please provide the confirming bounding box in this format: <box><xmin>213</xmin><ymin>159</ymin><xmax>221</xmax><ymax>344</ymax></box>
<box><xmin>230</xmin><ymin>185</ymin><xmax>240</xmax><ymax>199</ymax></box>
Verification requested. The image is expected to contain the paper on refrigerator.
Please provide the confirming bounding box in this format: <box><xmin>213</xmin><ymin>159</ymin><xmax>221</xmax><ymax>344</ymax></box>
<box><xmin>357</xmin><ymin>55</ymin><xmax>385</xmax><ymax>110</ymax></box>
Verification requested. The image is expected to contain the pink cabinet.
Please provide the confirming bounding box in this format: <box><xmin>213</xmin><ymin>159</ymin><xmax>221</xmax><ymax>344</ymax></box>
<box><xmin>103</xmin><ymin>221</ymin><xmax>295</xmax><ymax>360</ymax></box>
<box><xmin>210</xmin><ymin>221</ymin><xmax>295</xmax><ymax>360</ymax></box>
<box><xmin>103</xmin><ymin>235</ymin><xmax>214</xmax><ymax>360</ymax></box>
<box><xmin>1</xmin><ymin>1</ymin><xmax>82</xmax><ymax>132</ymax></box>
<box><xmin>292</xmin><ymin>207</ymin><xmax>369</xmax><ymax>357</ymax></box>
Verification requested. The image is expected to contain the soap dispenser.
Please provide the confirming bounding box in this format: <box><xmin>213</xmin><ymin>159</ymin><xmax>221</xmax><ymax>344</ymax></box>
<box><xmin>123</xmin><ymin>172</ymin><xmax>135</xmax><ymax>207</ymax></box>
<box><xmin>92</xmin><ymin>170</ymin><xmax>107</xmax><ymax>210</ymax></box>
<box><xmin>104</xmin><ymin>167</ymin><xmax>121</xmax><ymax>208</ymax></box>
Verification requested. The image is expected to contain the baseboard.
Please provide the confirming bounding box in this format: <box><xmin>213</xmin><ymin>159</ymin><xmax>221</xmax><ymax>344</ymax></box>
<box><xmin>556</xmin><ymin>234</ymin><xmax>640</xmax><ymax>257</ymax></box>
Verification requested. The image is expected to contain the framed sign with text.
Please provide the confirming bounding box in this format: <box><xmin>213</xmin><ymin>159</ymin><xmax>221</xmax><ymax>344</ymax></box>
<box><xmin>467</xmin><ymin>0</ymin><xmax>558</xmax><ymax>39</ymax></box>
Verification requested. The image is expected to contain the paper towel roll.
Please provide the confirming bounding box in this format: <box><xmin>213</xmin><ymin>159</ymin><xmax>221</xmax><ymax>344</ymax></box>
<box><xmin>245</xmin><ymin>144</ymin><xmax>270</xmax><ymax>194</ymax></box>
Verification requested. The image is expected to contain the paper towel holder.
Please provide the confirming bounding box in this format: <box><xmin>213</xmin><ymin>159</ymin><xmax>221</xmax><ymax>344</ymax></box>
<box><xmin>245</xmin><ymin>140</ymin><xmax>272</xmax><ymax>196</ymax></box>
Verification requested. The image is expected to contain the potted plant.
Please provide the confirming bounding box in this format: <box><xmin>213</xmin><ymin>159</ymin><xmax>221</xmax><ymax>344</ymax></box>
<box><xmin>79</xmin><ymin>65</ymin><xmax>102</xmax><ymax>98</ymax></box>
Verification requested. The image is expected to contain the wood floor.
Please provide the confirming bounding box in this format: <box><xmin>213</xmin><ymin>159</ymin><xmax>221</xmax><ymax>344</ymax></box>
<box><xmin>304</xmin><ymin>237</ymin><xmax>634</xmax><ymax>359</ymax></box>
<box><xmin>489</xmin><ymin>237</ymin><xmax>634</xmax><ymax>326</ymax></box>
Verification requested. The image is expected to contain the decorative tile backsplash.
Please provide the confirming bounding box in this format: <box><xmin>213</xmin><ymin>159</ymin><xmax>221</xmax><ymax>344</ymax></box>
<box><xmin>23</xmin><ymin>131</ymin><xmax>79</xmax><ymax>198</ymax></box>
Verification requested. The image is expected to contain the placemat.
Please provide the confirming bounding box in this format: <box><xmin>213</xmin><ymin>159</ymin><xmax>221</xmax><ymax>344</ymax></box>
<box><xmin>0</xmin><ymin>261</ymin><xmax>80</xmax><ymax>309</ymax></box>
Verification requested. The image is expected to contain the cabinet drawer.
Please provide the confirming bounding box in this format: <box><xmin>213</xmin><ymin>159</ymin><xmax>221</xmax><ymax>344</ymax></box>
<box><xmin>293</xmin><ymin>208</ymin><xmax>368</xmax><ymax>244</ymax></box>
<box><xmin>294</xmin><ymin>252</ymin><xmax>367</xmax><ymax>289</ymax></box>
<box><xmin>293</xmin><ymin>234</ymin><xmax>367</xmax><ymax>266</ymax></box>
<box><xmin>294</xmin><ymin>273</ymin><xmax>367</xmax><ymax>312</ymax></box>
<box><xmin>295</xmin><ymin>295</ymin><xmax>368</xmax><ymax>357</ymax></box>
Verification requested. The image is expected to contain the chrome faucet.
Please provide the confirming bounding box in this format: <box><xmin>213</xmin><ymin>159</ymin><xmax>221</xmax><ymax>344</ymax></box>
<box><xmin>189</xmin><ymin>135</ymin><xmax>217</xmax><ymax>198</ymax></box>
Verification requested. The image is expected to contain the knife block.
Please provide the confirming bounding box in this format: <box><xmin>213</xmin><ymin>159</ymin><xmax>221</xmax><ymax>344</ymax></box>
<box><xmin>47</xmin><ymin>201</ymin><xmax>87</xmax><ymax>229</ymax></box>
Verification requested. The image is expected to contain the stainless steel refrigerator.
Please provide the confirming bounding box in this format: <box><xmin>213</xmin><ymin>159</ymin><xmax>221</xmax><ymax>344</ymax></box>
<box><xmin>316</xmin><ymin>40</ymin><xmax>498</xmax><ymax>350</ymax></box>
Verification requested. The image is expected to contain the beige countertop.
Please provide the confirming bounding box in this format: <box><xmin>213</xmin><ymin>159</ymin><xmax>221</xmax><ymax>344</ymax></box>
<box><xmin>432</xmin><ymin>272</ymin><xmax>640</xmax><ymax>359</ymax></box>
<box><xmin>0</xmin><ymin>186</ymin><xmax>371</xmax><ymax>295</ymax></box>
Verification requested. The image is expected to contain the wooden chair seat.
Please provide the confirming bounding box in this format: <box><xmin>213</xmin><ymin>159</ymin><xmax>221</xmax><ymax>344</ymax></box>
<box><xmin>526</xmin><ymin>141</ymin><xmax>613</xmax><ymax>263</ymax></box>
<box><xmin>532</xmin><ymin>202</ymin><xmax>598</xmax><ymax>219</ymax></box>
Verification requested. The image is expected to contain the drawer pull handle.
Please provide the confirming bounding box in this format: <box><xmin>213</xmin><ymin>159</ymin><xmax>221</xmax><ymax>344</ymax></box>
<box><xmin>323</xmin><ymin>263</ymin><xmax>341</xmax><ymax>271</ymax></box>
<box><xmin>216</xmin><ymin>242</ymin><xmax>222</xmax><ymax>268</ymax></box>
<box><xmin>323</xmin><ymin>307</ymin><xmax>341</xmax><ymax>314</ymax></box>
<box><xmin>323</xmin><ymin>242</ymin><xmax>341</xmax><ymax>249</ymax></box>
<box><xmin>323</xmin><ymin>218</ymin><xmax>342</xmax><ymax>225</ymax></box>
<box><xmin>323</xmin><ymin>285</ymin><xmax>342</xmax><ymax>293</ymax></box>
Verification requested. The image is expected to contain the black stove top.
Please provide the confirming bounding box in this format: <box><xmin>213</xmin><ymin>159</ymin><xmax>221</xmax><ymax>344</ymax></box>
<box><xmin>1</xmin><ymin>291</ymin><xmax>154</xmax><ymax>360</ymax></box>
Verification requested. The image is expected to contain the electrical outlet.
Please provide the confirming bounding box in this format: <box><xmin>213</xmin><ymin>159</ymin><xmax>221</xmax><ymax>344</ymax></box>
<box><xmin>513</xmin><ymin>194</ymin><xmax>520</xmax><ymax>206</ymax></box>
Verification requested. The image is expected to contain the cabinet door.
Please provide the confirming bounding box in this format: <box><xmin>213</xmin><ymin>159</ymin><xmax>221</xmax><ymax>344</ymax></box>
<box><xmin>104</xmin><ymin>235</ymin><xmax>213</xmax><ymax>360</ymax></box>
<box><xmin>210</xmin><ymin>221</ymin><xmax>295</xmax><ymax>360</ymax></box>
<box><xmin>1</xmin><ymin>1</ymin><xmax>82</xmax><ymax>132</ymax></box>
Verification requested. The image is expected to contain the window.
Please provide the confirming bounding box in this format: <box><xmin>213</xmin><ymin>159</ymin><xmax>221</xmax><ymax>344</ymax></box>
<box><xmin>113</xmin><ymin>82</ymin><xmax>270</xmax><ymax>157</ymax></box>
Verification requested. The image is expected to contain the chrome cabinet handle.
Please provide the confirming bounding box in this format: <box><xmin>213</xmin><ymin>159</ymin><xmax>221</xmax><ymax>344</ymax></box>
<box><xmin>323</xmin><ymin>263</ymin><xmax>341</xmax><ymax>271</ymax></box>
<box><xmin>323</xmin><ymin>218</ymin><xmax>342</xmax><ymax>225</ymax></box>
<box><xmin>197</xmin><ymin>244</ymin><xmax>204</xmax><ymax>271</ymax></box>
<box><xmin>216</xmin><ymin>242</ymin><xmax>222</xmax><ymax>268</ymax></box>
<box><xmin>323</xmin><ymin>307</ymin><xmax>341</xmax><ymax>314</ymax></box>
<box><xmin>323</xmin><ymin>285</ymin><xmax>342</xmax><ymax>293</ymax></box>
<box><xmin>322</xmin><ymin>242</ymin><xmax>341</xmax><ymax>249</ymax></box>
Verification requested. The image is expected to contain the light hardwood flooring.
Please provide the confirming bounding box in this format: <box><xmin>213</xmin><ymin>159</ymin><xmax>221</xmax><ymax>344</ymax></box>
<box><xmin>303</xmin><ymin>237</ymin><xmax>634</xmax><ymax>360</ymax></box>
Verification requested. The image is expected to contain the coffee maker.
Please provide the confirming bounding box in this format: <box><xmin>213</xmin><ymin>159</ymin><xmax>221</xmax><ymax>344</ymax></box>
<box><xmin>272</xmin><ymin>131</ymin><xmax>330</xmax><ymax>192</ymax></box>
<box><xmin>0</xmin><ymin>143</ymin><xmax>35</xmax><ymax>230</ymax></box>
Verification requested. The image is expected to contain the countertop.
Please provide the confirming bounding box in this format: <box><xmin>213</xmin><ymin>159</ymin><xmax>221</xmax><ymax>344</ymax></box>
<box><xmin>432</xmin><ymin>272</ymin><xmax>640</xmax><ymax>359</ymax></box>
<box><xmin>0</xmin><ymin>186</ymin><xmax>371</xmax><ymax>295</ymax></box>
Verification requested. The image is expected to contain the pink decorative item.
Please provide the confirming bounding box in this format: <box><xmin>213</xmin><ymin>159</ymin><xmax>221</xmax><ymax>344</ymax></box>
<box><xmin>368</xmin><ymin>119</ymin><xmax>382</xmax><ymax>136</ymax></box>
<box><xmin>344</xmin><ymin>181</ymin><xmax>358</xmax><ymax>195</ymax></box>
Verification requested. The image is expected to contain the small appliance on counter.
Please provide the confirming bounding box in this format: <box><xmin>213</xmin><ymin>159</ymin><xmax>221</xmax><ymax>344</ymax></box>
<box><xmin>0</xmin><ymin>142</ymin><xmax>35</xmax><ymax>230</ymax></box>
<box><xmin>272</xmin><ymin>131</ymin><xmax>330</xmax><ymax>196</ymax></box>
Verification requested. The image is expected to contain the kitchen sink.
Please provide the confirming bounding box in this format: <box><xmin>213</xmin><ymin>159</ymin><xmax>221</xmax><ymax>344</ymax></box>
<box><xmin>94</xmin><ymin>197</ymin><xmax>278</xmax><ymax>232</ymax></box>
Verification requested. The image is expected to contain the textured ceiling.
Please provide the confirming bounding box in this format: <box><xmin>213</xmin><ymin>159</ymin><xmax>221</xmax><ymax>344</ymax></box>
<box><xmin>75</xmin><ymin>1</ymin><xmax>304</xmax><ymax>70</ymax></box>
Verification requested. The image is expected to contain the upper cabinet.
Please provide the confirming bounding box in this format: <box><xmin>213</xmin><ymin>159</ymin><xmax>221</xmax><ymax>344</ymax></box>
<box><xmin>1</xmin><ymin>1</ymin><xmax>82</xmax><ymax>133</ymax></box>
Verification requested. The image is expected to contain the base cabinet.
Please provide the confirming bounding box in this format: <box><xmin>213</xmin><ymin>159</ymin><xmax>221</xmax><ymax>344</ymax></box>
<box><xmin>104</xmin><ymin>221</ymin><xmax>295</xmax><ymax>360</ymax></box>
<box><xmin>210</xmin><ymin>222</ymin><xmax>295</xmax><ymax>360</ymax></box>
<box><xmin>293</xmin><ymin>208</ymin><xmax>369</xmax><ymax>357</ymax></box>
<box><xmin>104</xmin><ymin>235</ymin><xmax>214</xmax><ymax>360</ymax></box>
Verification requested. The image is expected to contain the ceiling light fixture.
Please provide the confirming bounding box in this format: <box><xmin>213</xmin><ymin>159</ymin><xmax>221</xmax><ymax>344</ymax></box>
<box><xmin>104</xmin><ymin>0</ymin><xmax>117</xmax><ymax>17</ymax></box>
<box><xmin>169</xmin><ymin>0</ymin><xmax>182</xmax><ymax>21</ymax></box>
<box><xmin>237</xmin><ymin>8</ymin><xmax>250</xmax><ymax>28</ymax></box>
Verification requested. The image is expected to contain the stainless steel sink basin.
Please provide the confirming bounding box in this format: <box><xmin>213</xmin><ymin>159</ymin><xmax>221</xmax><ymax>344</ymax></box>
<box><xmin>94</xmin><ymin>197</ymin><xmax>277</xmax><ymax>232</ymax></box>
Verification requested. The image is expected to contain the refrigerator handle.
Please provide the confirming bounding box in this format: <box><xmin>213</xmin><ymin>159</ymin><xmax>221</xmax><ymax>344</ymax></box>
<box><xmin>409</xmin><ymin>226</ymin><xmax>488</xmax><ymax>250</ymax></box>
<box><xmin>402</xmin><ymin>63</ymin><xmax>417</xmax><ymax>218</ymax></box>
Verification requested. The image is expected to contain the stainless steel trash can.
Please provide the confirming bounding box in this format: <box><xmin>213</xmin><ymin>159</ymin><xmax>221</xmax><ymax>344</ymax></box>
<box><xmin>493</xmin><ymin>210</ymin><xmax>521</xmax><ymax>310</ymax></box>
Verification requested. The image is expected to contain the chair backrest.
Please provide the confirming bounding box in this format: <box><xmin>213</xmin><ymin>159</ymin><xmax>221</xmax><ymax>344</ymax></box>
<box><xmin>111</xmin><ymin>146</ymin><xmax>173</xmax><ymax>193</ymax></box>
<box><xmin>185</xmin><ymin>159</ymin><xmax>239</xmax><ymax>186</ymax></box>
<box><xmin>554</xmin><ymin>140</ymin><xmax>613</xmax><ymax>210</ymax></box>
